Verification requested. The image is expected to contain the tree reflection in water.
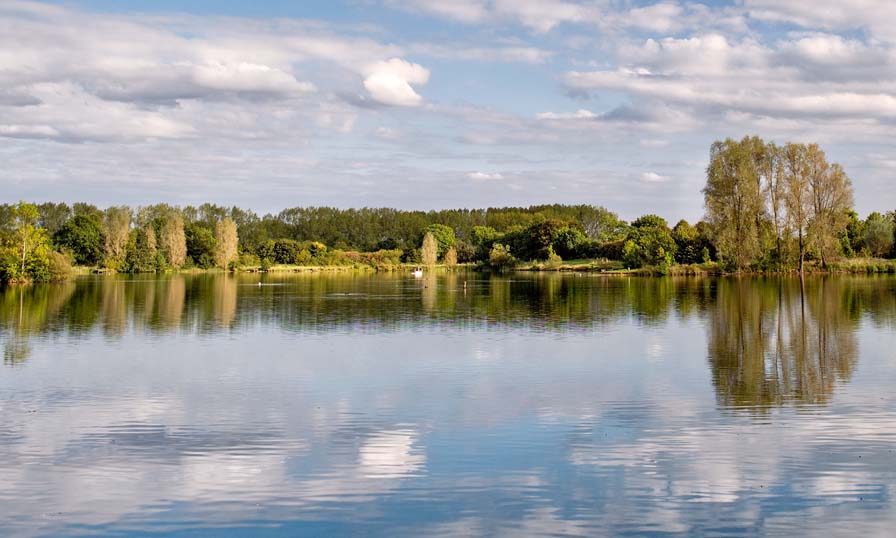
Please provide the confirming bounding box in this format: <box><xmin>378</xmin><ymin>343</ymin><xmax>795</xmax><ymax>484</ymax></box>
<box><xmin>707</xmin><ymin>277</ymin><xmax>862</xmax><ymax>409</ymax></box>
<box><xmin>2</xmin><ymin>273</ymin><xmax>893</xmax><ymax>411</ymax></box>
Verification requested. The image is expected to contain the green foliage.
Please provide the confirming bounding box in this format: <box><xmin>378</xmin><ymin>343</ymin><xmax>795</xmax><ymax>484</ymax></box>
<box><xmin>124</xmin><ymin>227</ymin><xmax>158</xmax><ymax>273</ymax></box>
<box><xmin>622</xmin><ymin>215</ymin><xmax>676</xmax><ymax>269</ymax></box>
<box><xmin>401</xmin><ymin>248</ymin><xmax>421</xmax><ymax>264</ymax></box>
<box><xmin>422</xmin><ymin>224</ymin><xmax>455</xmax><ymax>257</ymax></box>
<box><xmin>454</xmin><ymin>240</ymin><xmax>476</xmax><ymax>263</ymax></box>
<box><xmin>488</xmin><ymin>243</ymin><xmax>517</xmax><ymax>270</ymax></box>
<box><xmin>672</xmin><ymin>220</ymin><xmax>714</xmax><ymax>265</ymax></box>
<box><xmin>544</xmin><ymin>245</ymin><xmax>562</xmax><ymax>269</ymax></box>
<box><xmin>37</xmin><ymin>203</ymin><xmax>72</xmax><ymax>235</ymax></box>
<box><xmin>841</xmin><ymin>210</ymin><xmax>863</xmax><ymax>257</ymax></box>
<box><xmin>864</xmin><ymin>213</ymin><xmax>894</xmax><ymax>257</ymax></box>
<box><xmin>54</xmin><ymin>214</ymin><xmax>103</xmax><ymax>266</ymax></box>
<box><xmin>185</xmin><ymin>223</ymin><xmax>217</xmax><ymax>268</ymax></box>
<box><xmin>0</xmin><ymin>202</ymin><xmax>65</xmax><ymax>283</ymax></box>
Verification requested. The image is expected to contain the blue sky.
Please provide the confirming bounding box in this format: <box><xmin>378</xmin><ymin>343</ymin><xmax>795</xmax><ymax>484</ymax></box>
<box><xmin>2</xmin><ymin>1</ymin><xmax>895</xmax><ymax>221</ymax></box>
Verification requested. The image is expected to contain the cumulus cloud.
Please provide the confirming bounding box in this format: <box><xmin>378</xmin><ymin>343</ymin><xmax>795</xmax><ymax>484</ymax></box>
<box><xmin>362</xmin><ymin>58</ymin><xmax>430</xmax><ymax>107</ymax></box>
<box><xmin>0</xmin><ymin>2</ymin><xmax>428</xmax><ymax>142</ymax></box>
<box><xmin>564</xmin><ymin>30</ymin><xmax>896</xmax><ymax>133</ymax></box>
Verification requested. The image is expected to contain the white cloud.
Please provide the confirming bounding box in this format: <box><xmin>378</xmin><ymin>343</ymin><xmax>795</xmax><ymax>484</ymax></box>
<box><xmin>389</xmin><ymin>0</ymin><xmax>490</xmax><ymax>24</ymax></box>
<box><xmin>468</xmin><ymin>171</ymin><xmax>504</xmax><ymax>180</ymax></box>
<box><xmin>745</xmin><ymin>0</ymin><xmax>896</xmax><ymax>42</ymax></box>
<box><xmin>191</xmin><ymin>62</ymin><xmax>315</xmax><ymax>94</ymax></box>
<box><xmin>536</xmin><ymin>109</ymin><xmax>597</xmax><ymax>120</ymax></box>
<box><xmin>411</xmin><ymin>43</ymin><xmax>553</xmax><ymax>64</ymax></box>
<box><xmin>564</xmin><ymin>30</ymin><xmax>896</xmax><ymax>137</ymax></box>
<box><xmin>0</xmin><ymin>2</ymin><xmax>426</xmax><ymax>142</ymax></box>
<box><xmin>626</xmin><ymin>1</ymin><xmax>685</xmax><ymax>33</ymax></box>
<box><xmin>640</xmin><ymin>171</ymin><xmax>668</xmax><ymax>183</ymax></box>
<box><xmin>392</xmin><ymin>0</ymin><xmax>597</xmax><ymax>33</ymax></box>
<box><xmin>362</xmin><ymin>58</ymin><xmax>430</xmax><ymax>107</ymax></box>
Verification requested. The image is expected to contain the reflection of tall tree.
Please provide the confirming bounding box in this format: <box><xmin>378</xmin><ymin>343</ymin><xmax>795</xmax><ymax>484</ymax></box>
<box><xmin>101</xmin><ymin>279</ymin><xmax>128</xmax><ymax>336</ymax></box>
<box><xmin>707</xmin><ymin>277</ymin><xmax>858</xmax><ymax>409</ymax></box>
<box><xmin>158</xmin><ymin>276</ymin><xmax>186</xmax><ymax>329</ymax></box>
<box><xmin>213</xmin><ymin>275</ymin><xmax>237</xmax><ymax>328</ymax></box>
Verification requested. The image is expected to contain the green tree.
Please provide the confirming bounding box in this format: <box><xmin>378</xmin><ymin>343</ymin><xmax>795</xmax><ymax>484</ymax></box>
<box><xmin>37</xmin><ymin>203</ymin><xmax>72</xmax><ymax>235</ymax></box>
<box><xmin>422</xmin><ymin>224</ymin><xmax>456</xmax><ymax>257</ymax></box>
<box><xmin>672</xmin><ymin>220</ymin><xmax>702</xmax><ymax>264</ymax></box>
<box><xmin>54</xmin><ymin>213</ymin><xmax>103</xmax><ymax>265</ymax></box>
<box><xmin>783</xmin><ymin>143</ymin><xmax>812</xmax><ymax>272</ymax></box>
<box><xmin>840</xmin><ymin>210</ymin><xmax>863</xmax><ymax>257</ymax></box>
<box><xmin>580</xmin><ymin>206</ymin><xmax>629</xmax><ymax>243</ymax></box>
<box><xmin>124</xmin><ymin>226</ymin><xmax>158</xmax><ymax>273</ymax></box>
<box><xmin>0</xmin><ymin>202</ymin><xmax>58</xmax><ymax>283</ymax></box>
<box><xmin>864</xmin><ymin>213</ymin><xmax>894</xmax><ymax>257</ymax></box>
<box><xmin>703</xmin><ymin>137</ymin><xmax>766</xmax><ymax>270</ymax></box>
<box><xmin>622</xmin><ymin>215</ymin><xmax>676</xmax><ymax>269</ymax></box>
<box><xmin>488</xmin><ymin>243</ymin><xmax>516</xmax><ymax>270</ymax></box>
<box><xmin>185</xmin><ymin>223</ymin><xmax>217</xmax><ymax>268</ymax></box>
<box><xmin>806</xmin><ymin>146</ymin><xmax>854</xmax><ymax>267</ymax></box>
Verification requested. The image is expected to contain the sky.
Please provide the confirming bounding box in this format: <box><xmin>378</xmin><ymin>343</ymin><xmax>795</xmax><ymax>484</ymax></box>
<box><xmin>1</xmin><ymin>0</ymin><xmax>894</xmax><ymax>222</ymax></box>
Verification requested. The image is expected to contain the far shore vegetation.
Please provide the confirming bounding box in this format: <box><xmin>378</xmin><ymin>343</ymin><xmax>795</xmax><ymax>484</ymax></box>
<box><xmin>3</xmin><ymin>136</ymin><xmax>896</xmax><ymax>284</ymax></box>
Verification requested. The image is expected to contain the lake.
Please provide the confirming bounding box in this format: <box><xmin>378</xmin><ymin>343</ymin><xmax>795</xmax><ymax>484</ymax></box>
<box><xmin>2</xmin><ymin>272</ymin><xmax>896</xmax><ymax>537</ymax></box>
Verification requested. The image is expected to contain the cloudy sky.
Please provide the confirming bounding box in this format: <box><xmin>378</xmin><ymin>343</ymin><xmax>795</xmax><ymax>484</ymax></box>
<box><xmin>1</xmin><ymin>0</ymin><xmax>895</xmax><ymax>221</ymax></box>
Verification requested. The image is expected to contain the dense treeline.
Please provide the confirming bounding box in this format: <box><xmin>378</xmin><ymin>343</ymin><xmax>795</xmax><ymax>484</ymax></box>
<box><xmin>2</xmin><ymin>137</ymin><xmax>895</xmax><ymax>283</ymax></box>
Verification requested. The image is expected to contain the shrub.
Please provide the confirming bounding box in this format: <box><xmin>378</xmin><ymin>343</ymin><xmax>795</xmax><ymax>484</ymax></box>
<box><xmin>488</xmin><ymin>243</ymin><xmax>517</xmax><ymax>270</ymax></box>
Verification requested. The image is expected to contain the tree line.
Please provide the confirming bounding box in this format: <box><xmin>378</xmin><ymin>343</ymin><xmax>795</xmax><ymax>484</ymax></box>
<box><xmin>1</xmin><ymin>136</ymin><xmax>895</xmax><ymax>283</ymax></box>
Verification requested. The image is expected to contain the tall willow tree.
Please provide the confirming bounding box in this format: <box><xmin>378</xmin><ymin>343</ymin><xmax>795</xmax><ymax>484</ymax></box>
<box><xmin>703</xmin><ymin>137</ymin><xmax>766</xmax><ymax>270</ymax></box>
<box><xmin>806</xmin><ymin>145</ymin><xmax>853</xmax><ymax>268</ymax></box>
<box><xmin>103</xmin><ymin>206</ymin><xmax>131</xmax><ymax>269</ymax></box>
<box><xmin>421</xmin><ymin>232</ymin><xmax>438</xmax><ymax>266</ymax></box>
<box><xmin>214</xmin><ymin>218</ymin><xmax>239</xmax><ymax>269</ymax></box>
<box><xmin>760</xmin><ymin>142</ymin><xmax>787</xmax><ymax>264</ymax></box>
<box><xmin>158</xmin><ymin>211</ymin><xmax>187</xmax><ymax>268</ymax></box>
<box><xmin>783</xmin><ymin>143</ymin><xmax>812</xmax><ymax>272</ymax></box>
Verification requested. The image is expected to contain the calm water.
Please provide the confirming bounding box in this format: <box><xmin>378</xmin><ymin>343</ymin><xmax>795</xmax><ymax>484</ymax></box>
<box><xmin>2</xmin><ymin>272</ymin><xmax>896</xmax><ymax>537</ymax></box>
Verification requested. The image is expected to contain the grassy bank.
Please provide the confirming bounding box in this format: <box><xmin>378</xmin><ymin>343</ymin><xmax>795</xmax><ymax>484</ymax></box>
<box><xmin>72</xmin><ymin>263</ymin><xmax>477</xmax><ymax>276</ymax></box>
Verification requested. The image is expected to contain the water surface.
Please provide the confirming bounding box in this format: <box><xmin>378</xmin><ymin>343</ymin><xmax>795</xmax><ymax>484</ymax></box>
<box><xmin>2</xmin><ymin>273</ymin><xmax>896</xmax><ymax>537</ymax></box>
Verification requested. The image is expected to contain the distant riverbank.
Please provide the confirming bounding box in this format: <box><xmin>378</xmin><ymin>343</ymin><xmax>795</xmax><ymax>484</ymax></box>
<box><xmin>65</xmin><ymin>257</ymin><xmax>896</xmax><ymax>279</ymax></box>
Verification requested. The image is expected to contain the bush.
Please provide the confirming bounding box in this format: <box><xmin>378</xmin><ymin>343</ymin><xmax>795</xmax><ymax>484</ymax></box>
<box><xmin>488</xmin><ymin>243</ymin><xmax>517</xmax><ymax>270</ymax></box>
<box><xmin>544</xmin><ymin>245</ymin><xmax>562</xmax><ymax>270</ymax></box>
<box><xmin>47</xmin><ymin>250</ymin><xmax>73</xmax><ymax>281</ymax></box>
